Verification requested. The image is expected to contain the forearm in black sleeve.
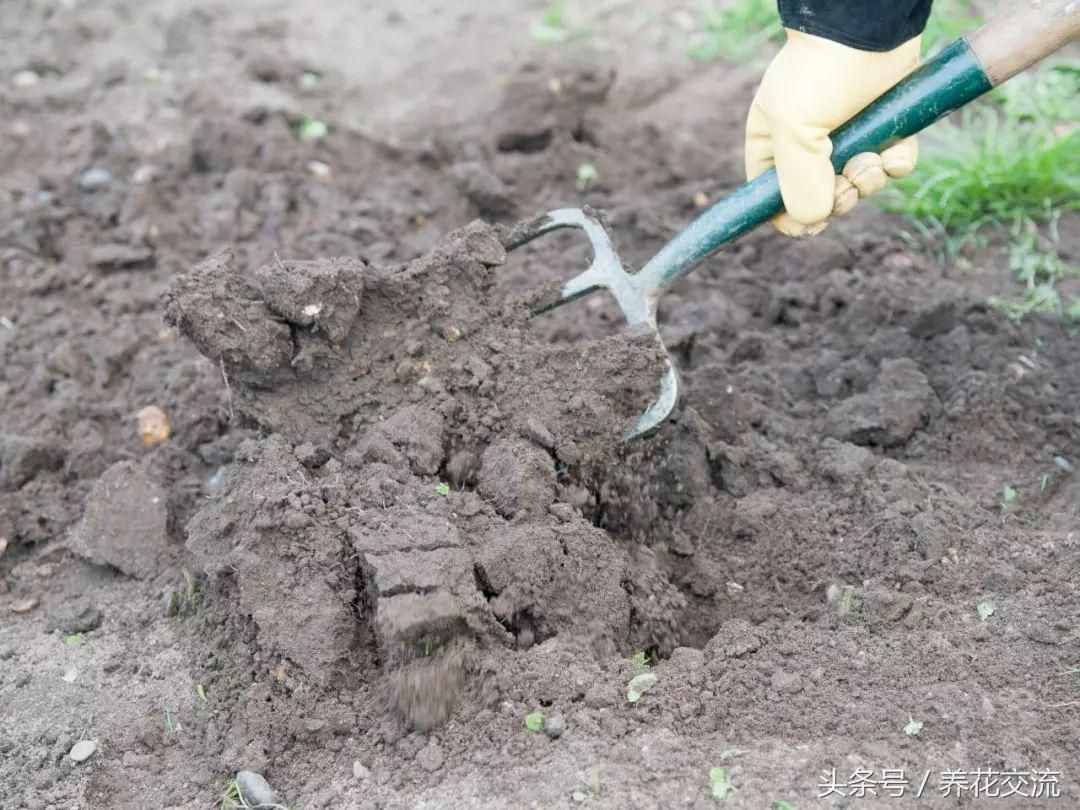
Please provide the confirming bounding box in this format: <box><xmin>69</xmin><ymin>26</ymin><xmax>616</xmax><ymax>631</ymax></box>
<box><xmin>777</xmin><ymin>1</ymin><xmax>933</xmax><ymax>51</ymax></box>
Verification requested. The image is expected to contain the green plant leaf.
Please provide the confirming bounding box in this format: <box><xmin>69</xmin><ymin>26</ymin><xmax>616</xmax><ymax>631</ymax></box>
<box><xmin>977</xmin><ymin>600</ymin><xmax>996</xmax><ymax>621</ymax></box>
<box><xmin>576</xmin><ymin>162</ymin><xmax>599</xmax><ymax>191</ymax></box>
<box><xmin>530</xmin><ymin>22</ymin><xmax>567</xmax><ymax>42</ymax></box>
<box><xmin>63</xmin><ymin>633</ymin><xmax>84</xmax><ymax>646</ymax></box>
<box><xmin>710</xmin><ymin>767</ymin><xmax>734</xmax><ymax>800</ymax></box>
<box><xmin>435</xmin><ymin>482</ymin><xmax>451</xmax><ymax>496</ymax></box>
<box><xmin>904</xmin><ymin>717</ymin><xmax>924</xmax><ymax>737</ymax></box>
<box><xmin>1066</xmin><ymin>298</ymin><xmax>1080</xmax><ymax>323</ymax></box>
<box><xmin>529</xmin><ymin>0</ymin><xmax>592</xmax><ymax>44</ymax></box>
<box><xmin>771</xmin><ymin>802</ymin><xmax>795</xmax><ymax>810</ymax></box>
<box><xmin>541</xmin><ymin>0</ymin><xmax>566</xmax><ymax>26</ymax></box>
<box><xmin>627</xmin><ymin>671</ymin><xmax>658</xmax><ymax>703</ymax></box>
<box><xmin>524</xmin><ymin>711</ymin><xmax>545</xmax><ymax>732</ymax></box>
<box><xmin>298</xmin><ymin>117</ymin><xmax>328</xmax><ymax>142</ymax></box>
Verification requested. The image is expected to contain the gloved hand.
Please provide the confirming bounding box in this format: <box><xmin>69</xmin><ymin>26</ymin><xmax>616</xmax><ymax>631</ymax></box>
<box><xmin>745</xmin><ymin>30</ymin><xmax>922</xmax><ymax>237</ymax></box>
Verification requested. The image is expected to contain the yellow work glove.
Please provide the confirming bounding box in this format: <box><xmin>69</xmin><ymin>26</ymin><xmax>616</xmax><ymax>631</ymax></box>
<box><xmin>745</xmin><ymin>29</ymin><xmax>922</xmax><ymax>237</ymax></box>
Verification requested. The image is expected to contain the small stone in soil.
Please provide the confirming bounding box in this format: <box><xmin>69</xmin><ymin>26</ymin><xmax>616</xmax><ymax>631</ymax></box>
<box><xmin>78</xmin><ymin>167</ymin><xmax>113</xmax><ymax>192</ymax></box>
<box><xmin>67</xmin><ymin>460</ymin><xmax>169</xmax><ymax>580</ymax></box>
<box><xmin>131</xmin><ymin>164</ymin><xmax>157</xmax><ymax>185</ymax></box>
<box><xmin>90</xmin><ymin>244</ymin><xmax>155</xmax><ymax>271</ymax></box>
<box><xmin>416</xmin><ymin>740</ymin><xmax>445</xmax><ymax>772</ymax></box>
<box><xmin>13</xmin><ymin>70</ymin><xmax>40</xmax><ymax>87</ymax></box>
<box><xmin>236</xmin><ymin>770</ymin><xmax>278</xmax><ymax>807</ymax></box>
<box><xmin>572</xmin><ymin>790</ymin><xmax>588</xmax><ymax>803</ymax></box>
<box><xmin>294</xmin><ymin>442</ymin><xmax>330</xmax><ymax>468</ymax></box>
<box><xmin>353</xmin><ymin>760</ymin><xmax>371</xmax><ymax>780</ymax></box>
<box><xmin>46</xmin><ymin>603</ymin><xmax>102</xmax><ymax>633</ymax></box>
<box><xmin>136</xmin><ymin>405</ymin><xmax>171</xmax><ymax>446</ymax></box>
<box><xmin>770</xmin><ymin>669</ymin><xmax>803</xmax><ymax>695</ymax></box>
<box><xmin>10</xmin><ymin>597</ymin><xmax>38</xmax><ymax>614</ymax></box>
<box><xmin>544</xmin><ymin>713</ymin><xmax>565</xmax><ymax>739</ymax></box>
<box><xmin>69</xmin><ymin>740</ymin><xmax>97</xmax><ymax>763</ymax></box>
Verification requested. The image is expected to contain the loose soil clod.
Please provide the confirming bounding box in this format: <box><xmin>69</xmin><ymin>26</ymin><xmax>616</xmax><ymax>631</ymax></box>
<box><xmin>171</xmin><ymin>218</ymin><xmax>673</xmax><ymax>725</ymax></box>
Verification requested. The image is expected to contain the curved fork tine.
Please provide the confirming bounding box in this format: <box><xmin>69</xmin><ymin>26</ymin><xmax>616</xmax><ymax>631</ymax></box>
<box><xmin>504</xmin><ymin>208</ymin><xmax>682</xmax><ymax>441</ymax></box>
<box><xmin>627</xmin><ymin>359</ymin><xmax>680</xmax><ymax>441</ymax></box>
<box><xmin>524</xmin><ymin>209</ymin><xmax>623</xmax><ymax>296</ymax></box>
<box><xmin>499</xmin><ymin>207</ymin><xmax>608</xmax><ymax>250</ymax></box>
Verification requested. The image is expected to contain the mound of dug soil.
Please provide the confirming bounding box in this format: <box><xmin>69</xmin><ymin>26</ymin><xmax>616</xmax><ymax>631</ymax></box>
<box><xmin>166</xmin><ymin>218</ymin><xmax>682</xmax><ymax>727</ymax></box>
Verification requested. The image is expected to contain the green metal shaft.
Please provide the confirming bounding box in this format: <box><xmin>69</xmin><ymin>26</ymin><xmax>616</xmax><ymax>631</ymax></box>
<box><xmin>635</xmin><ymin>39</ymin><xmax>994</xmax><ymax>293</ymax></box>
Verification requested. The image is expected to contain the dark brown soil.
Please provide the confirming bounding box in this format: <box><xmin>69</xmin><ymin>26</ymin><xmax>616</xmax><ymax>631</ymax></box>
<box><xmin>2</xmin><ymin>3</ymin><xmax>1078</xmax><ymax>809</ymax></box>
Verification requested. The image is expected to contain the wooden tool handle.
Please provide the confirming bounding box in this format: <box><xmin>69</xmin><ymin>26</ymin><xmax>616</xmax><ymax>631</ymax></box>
<box><xmin>968</xmin><ymin>0</ymin><xmax>1080</xmax><ymax>85</ymax></box>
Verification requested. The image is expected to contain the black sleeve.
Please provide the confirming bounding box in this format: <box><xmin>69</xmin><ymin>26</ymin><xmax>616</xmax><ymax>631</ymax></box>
<box><xmin>778</xmin><ymin>1</ymin><xmax>933</xmax><ymax>51</ymax></box>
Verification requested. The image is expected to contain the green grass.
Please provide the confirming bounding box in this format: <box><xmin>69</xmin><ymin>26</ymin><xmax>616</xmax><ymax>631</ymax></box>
<box><xmin>688</xmin><ymin>0</ymin><xmax>781</xmax><ymax>62</ymax></box>
<box><xmin>889</xmin><ymin>7</ymin><xmax>1080</xmax><ymax>320</ymax></box>
<box><xmin>219</xmin><ymin>779</ymin><xmax>292</xmax><ymax>810</ymax></box>
<box><xmin>220</xmin><ymin>780</ymin><xmax>242</xmax><ymax>810</ymax></box>
<box><xmin>683</xmin><ymin>1</ymin><xmax>1079</xmax><ymax>322</ymax></box>
<box><xmin>165</xmin><ymin>568</ymin><xmax>203</xmax><ymax>617</ymax></box>
<box><xmin>882</xmin><ymin>107</ymin><xmax>1079</xmax><ymax>231</ymax></box>
<box><xmin>530</xmin><ymin>0</ymin><xmax>592</xmax><ymax>44</ymax></box>
<box><xmin>995</xmin><ymin>62</ymin><xmax>1080</xmax><ymax>122</ymax></box>
<box><xmin>629</xmin><ymin>649</ymin><xmax>651</xmax><ymax>674</ymax></box>
<box><xmin>989</xmin><ymin>226</ymin><xmax>1080</xmax><ymax>323</ymax></box>
<box><xmin>883</xmin><ymin>53</ymin><xmax>1079</xmax><ymax>321</ymax></box>
<box><xmin>922</xmin><ymin>0</ymin><xmax>981</xmax><ymax>55</ymax></box>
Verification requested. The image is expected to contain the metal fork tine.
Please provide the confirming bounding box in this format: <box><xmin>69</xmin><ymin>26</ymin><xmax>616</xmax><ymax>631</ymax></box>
<box><xmin>507</xmin><ymin>207</ymin><xmax>679</xmax><ymax>441</ymax></box>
